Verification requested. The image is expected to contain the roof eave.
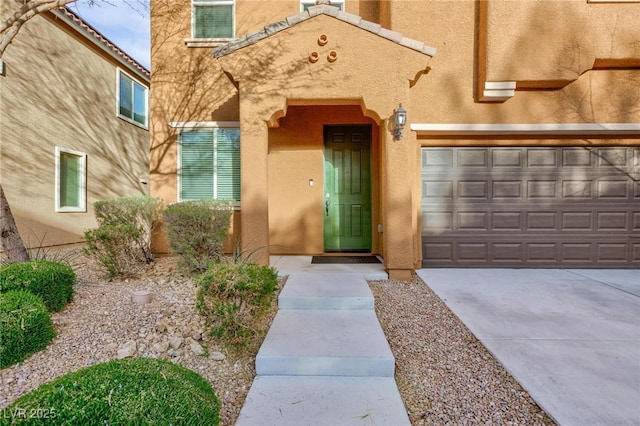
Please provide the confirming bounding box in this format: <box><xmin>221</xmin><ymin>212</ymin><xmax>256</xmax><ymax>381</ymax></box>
<box><xmin>213</xmin><ymin>5</ymin><xmax>436</xmax><ymax>59</ymax></box>
<box><xmin>50</xmin><ymin>8</ymin><xmax>149</xmax><ymax>84</ymax></box>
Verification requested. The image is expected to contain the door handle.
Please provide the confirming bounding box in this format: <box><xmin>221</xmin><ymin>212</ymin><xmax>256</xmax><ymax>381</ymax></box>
<box><xmin>325</xmin><ymin>200</ymin><xmax>330</xmax><ymax>216</ymax></box>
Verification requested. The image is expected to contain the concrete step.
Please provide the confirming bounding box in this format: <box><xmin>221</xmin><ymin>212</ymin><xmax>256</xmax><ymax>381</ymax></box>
<box><xmin>278</xmin><ymin>273</ymin><xmax>375</xmax><ymax>310</ymax></box>
<box><xmin>236</xmin><ymin>375</ymin><xmax>411</xmax><ymax>426</ymax></box>
<box><xmin>256</xmin><ymin>310</ymin><xmax>395</xmax><ymax>377</ymax></box>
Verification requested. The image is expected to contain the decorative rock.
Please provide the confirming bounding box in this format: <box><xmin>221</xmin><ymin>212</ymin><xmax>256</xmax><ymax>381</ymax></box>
<box><xmin>131</xmin><ymin>290</ymin><xmax>151</xmax><ymax>304</ymax></box>
<box><xmin>152</xmin><ymin>340</ymin><xmax>170</xmax><ymax>353</ymax></box>
<box><xmin>211</xmin><ymin>351</ymin><xmax>226</xmax><ymax>361</ymax></box>
<box><xmin>155</xmin><ymin>318</ymin><xmax>168</xmax><ymax>333</ymax></box>
<box><xmin>116</xmin><ymin>340</ymin><xmax>137</xmax><ymax>359</ymax></box>
<box><xmin>190</xmin><ymin>342</ymin><xmax>206</xmax><ymax>356</ymax></box>
<box><xmin>168</xmin><ymin>336</ymin><xmax>183</xmax><ymax>350</ymax></box>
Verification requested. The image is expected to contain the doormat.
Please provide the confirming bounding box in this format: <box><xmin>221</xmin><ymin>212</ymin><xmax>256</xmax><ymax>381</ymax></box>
<box><xmin>311</xmin><ymin>256</ymin><xmax>381</xmax><ymax>264</ymax></box>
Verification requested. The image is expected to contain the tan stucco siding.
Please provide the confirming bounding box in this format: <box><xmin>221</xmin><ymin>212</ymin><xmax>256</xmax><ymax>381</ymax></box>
<box><xmin>484</xmin><ymin>1</ymin><xmax>640</xmax><ymax>83</ymax></box>
<box><xmin>0</xmin><ymin>13</ymin><xmax>149</xmax><ymax>250</ymax></box>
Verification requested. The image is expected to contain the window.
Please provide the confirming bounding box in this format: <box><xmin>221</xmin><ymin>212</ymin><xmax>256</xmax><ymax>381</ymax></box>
<box><xmin>179</xmin><ymin>128</ymin><xmax>240</xmax><ymax>201</ymax></box>
<box><xmin>55</xmin><ymin>147</ymin><xmax>86</xmax><ymax>212</ymax></box>
<box><xmin>117</xmin><ymin>70</ymin><xmax>148</xmax><ymax>128</ymax></box>
<box><xmin>193</xmin><ymin>0</ymin><xmax>235</xmax><ymax>39</ymax></box>
<box><xmin>301</xmin><ymin>1</ymin><xmax>344</xmax><ymax>11</ymax></box>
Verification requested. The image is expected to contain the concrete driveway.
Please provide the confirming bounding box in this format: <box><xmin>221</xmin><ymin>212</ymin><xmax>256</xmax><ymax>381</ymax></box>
<box><xmin>416</xmin><ymin>268</ymin><xmax>640</xmax><ymax>426</ymax></box>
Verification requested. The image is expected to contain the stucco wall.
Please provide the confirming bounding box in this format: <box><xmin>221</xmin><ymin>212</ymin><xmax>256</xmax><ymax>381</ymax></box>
<box><xmin>0</xmin><ymin>11</ymin><xmax>149</xmax><ymax>251</ymax></box>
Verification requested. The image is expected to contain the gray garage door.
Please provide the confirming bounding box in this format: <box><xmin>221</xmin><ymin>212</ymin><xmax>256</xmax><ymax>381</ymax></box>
<box><xmin>421</xmin><ymin>147</ymin><xmax>640</xmax><ymax>267</ymax></box>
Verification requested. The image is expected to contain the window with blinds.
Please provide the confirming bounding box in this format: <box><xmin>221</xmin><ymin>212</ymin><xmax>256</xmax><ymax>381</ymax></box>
<box><xmin>193</xmin><ymin>0</ymin><xmax>234</xmax><ymax>39</ymax></box>
<box><xmin>180</xmin><ymin>129</ymin><xmax>240</xmax><ymax>201</ymax></box>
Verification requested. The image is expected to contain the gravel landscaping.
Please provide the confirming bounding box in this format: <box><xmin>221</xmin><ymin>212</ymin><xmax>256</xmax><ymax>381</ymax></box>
<box><xmin>0</xmin><ymin>255</ymin><xmax>279</xmax><ymax>425</ymax></box>
<box><xmin>370</xmin><ymin>275</ymin><xmax>556</xmax><ymax>425</ymax></box>
<box><xmin>2</xmin><ymin>254</ymin><xmax>555</xmax><ymax>425</ymax></box>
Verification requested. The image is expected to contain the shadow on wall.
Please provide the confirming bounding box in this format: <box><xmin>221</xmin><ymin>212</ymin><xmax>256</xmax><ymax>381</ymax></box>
<box><xmin>1</xmin><ymin>13</ymin><xmax>150</xmax><ymax>249</ymax></box>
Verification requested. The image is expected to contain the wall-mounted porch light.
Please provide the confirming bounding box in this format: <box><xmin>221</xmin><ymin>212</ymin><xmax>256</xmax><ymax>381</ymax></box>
<box><xmin>393</xmin><ymin>104</ymin><xmax>407</xmax><ymax>140</ymax></box>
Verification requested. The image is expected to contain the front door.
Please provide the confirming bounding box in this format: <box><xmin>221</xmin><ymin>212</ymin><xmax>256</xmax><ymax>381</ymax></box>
<box><xmin>323</xmin><ymin>125</ymin><xmax>372</xmax><ymax>252</ymax></box>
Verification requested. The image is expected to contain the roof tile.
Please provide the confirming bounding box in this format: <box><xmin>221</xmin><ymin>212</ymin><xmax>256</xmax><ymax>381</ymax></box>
<box><xmin>214</xmin><ymin>5</ymin><xmax>436</xmax><ymax>59</ymax></box>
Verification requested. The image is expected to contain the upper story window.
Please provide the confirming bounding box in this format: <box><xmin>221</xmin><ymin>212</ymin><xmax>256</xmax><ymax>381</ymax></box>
<box><xmin>193</xmin><ymin>0</ymin><xmax>235</xmax><ymax>39</ymax></box>
<box><xmin>117</xmin><ymin>69</ymin><xmax>148</xmax><ymax>128</ymax></box>
<box><xmin>301</xmin><ymin>1</ymin><xmax>344</xmax><ymax>11</ymax></box>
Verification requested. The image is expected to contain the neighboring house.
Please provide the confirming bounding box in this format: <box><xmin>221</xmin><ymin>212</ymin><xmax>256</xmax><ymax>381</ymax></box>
<box><xmin>150</xmin><ymin>0</ymin><xmax>639</xmax><ymax>279</ymax></box>
<box><xmin>0</xmin><ymin>5</ymin><xmax>150</xmax><ymax>253</ymax></box>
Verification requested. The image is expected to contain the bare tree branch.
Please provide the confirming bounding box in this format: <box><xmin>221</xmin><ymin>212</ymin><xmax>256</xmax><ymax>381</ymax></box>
<box><xmin>0</xmin><ymin>1</ymin><xmax>80</xmax><ymax>58</ymax></box>
<box><xmin>0</xmin><ymin>0</ymin><xmax>149</xmax><ymax>59</ymax></box>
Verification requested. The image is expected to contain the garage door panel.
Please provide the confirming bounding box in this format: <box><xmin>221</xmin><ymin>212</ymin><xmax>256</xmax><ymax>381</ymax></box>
<box><xmin>597</xmin><ymin>212</ymin><xmax>628</xmax><ymax>231</ymax></box>
<box><xmin>527</xmin><ymin>149</ymin><xmax>558</xmax><ymax>167</ymax></box>
<box><xmin>597</xmin><ymin>180</ymin><xmax>628</xmax><ymax>199</ymax></box>
<box><xmin>492</xmin><ymin>212</ymin><xmax>522</xmax><ymax>230</ymax></box>
<box><xmin>423</xmin><ymin>180</ymin><xmax>453</xmax><ymax>198</ymax></box>
<box><xmin>563</xmin><ymin>181</ymin><xmax>592</xmax><ymax>198</ymax></box>
<box><xmin>493</xmin><ymin>149</ymin><xmax>522</xmax><ymax>167</ymax></box>
<box><xmin>563</xmin><ymin>149</ymin><xmax>593</xmax><ymax>167</ymax></box>
<box><xmin>422</xmin><ymin>146</ymin><xmax>639</xmax><ymax>267</ymax></box>
<box><xmin>422</xmin><ymin>149</ymin><xmax>453</xmax><ymax>167</ymax></box>
<box><xmin>598</xmin><ymin>148</ymin><xmax>628</xmax><ymax>167</ymax></box>
<box><xmin>458</xmin><ymin>149</ymin><xmax>488</xmax><ymax>167</ymax></box>
<box><xmin>458</xmin><ymin>181</ymin><xmax>488</xmax><ymax>199</ymax></box>
<box><xmin>493</xmin><ymin>181</ymin><xmax>523</xmax><ymax>198</ymax></box>
<box><xmin>527</xmin><ymin>212</ymin><xmax>557</xmax><ymax>230</ymax></box>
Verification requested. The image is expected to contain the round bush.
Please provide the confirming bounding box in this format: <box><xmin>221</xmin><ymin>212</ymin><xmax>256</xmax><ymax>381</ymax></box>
<box><xmin>2</xmin><ymin>358</ymin><xmax>220</xmax><ymax>425</ymax></box>
<box><xmin>0</xmin><ymin>260</ymin><xmax>75</xmax><ymax>312</ymax></box>
<box><xmin>0</xmin><ymin>290</ymin><xmax>56</xmax><ymax>369</ymax></box>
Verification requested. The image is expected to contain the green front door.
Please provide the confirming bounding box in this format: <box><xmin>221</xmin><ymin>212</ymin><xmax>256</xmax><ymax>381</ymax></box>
<box><xmin>323</xmin><ymin>125</ymin><xmax>372</xmax><ymax>252</ymax></box>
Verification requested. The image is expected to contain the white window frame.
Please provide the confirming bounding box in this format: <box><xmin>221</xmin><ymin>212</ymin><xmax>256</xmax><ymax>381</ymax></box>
<box><xmin>116</xmin><ymin>68</ymin><xmax>149</xmax><ymax>129</ymax></box>
<box><xmin>177</xmin><ymin>122</ymin><xmax>241</xmax><ymax>206</ymax></box>
<box><xmin>191</xmin><ymin>0</ymin><xmax>235</xmax><ymax>41</ymax></box>
<box><xmin>55</xmin><ymin>147</ymin><xmax>87</xmax><ymax>213</ymax></box>
<box><xmin>301</xmin><ymin>0</ymin><xmax>344</xmax><ymax>11</ymax></box>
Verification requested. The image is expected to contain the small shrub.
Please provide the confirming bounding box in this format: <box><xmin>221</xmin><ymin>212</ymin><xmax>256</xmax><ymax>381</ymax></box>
<box><xmin>84</xmin><ymin>196</ymin><xmax>162</xmax><ymax>279</ymax></box>
<box><xmin>1</xmin><ymin>358</ymin><xmax>220</xmax><ymax>425</ymax></box>
<box><xmin>163</xmin><ymin>201</ymin><xmax>232</xmax><ymax>274</ymax></box>
<box><xmin>0</xmin><ymin>260</ymin><xmax>75</xmax><ymax>312</ymax></box>
<box><xmin>196</xmin><ymin>262</ymin><xmax>278</xmax><ymax>349</ymax></box>
<box><xmin>0</xmin><ymin>290</ymin><xmax>56</xmax><ymax>369</ymax></box>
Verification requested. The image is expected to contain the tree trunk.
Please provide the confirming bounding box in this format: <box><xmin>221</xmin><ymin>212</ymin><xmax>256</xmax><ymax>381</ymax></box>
<box><xmin>0</xmin><ymin>183</ymin><xmax>29</xmax><ymax>263</ymax></box>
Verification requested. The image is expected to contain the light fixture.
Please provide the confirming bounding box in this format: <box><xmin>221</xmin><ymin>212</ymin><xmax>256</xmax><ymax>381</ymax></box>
<box><xmin>393</xmin><ymin>104</ymin><xmax>407</xmax><ymax>140</ymax></box>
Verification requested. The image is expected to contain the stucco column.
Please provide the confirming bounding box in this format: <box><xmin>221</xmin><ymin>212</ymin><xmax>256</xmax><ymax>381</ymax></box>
<box><xmin>382</xmin><ymin>119</ymin><xmax>416</xmax><ymax>281</ymax></box>
<box><xmin>239</xmin><ymin>108</ymin><xmax>270</xmax><ymax>266</ymax></box>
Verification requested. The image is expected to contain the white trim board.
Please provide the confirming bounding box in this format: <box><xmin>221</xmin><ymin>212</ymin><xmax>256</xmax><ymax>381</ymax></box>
<box><xmin>410</xmin><ymin>123</ymin><xmax>640</xmax><ymax>136</ymax></box>
<box><xmin>169</xmin><ymin>121</ymin><xmax>240</xmax><ymax>128</ymax></box>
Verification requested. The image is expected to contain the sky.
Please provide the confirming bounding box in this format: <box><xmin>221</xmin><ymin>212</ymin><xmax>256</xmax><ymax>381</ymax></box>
<box><xmin>68</xmin><ymin>0</ymin><xmax>151</xmax><ymax>70</ymax></box>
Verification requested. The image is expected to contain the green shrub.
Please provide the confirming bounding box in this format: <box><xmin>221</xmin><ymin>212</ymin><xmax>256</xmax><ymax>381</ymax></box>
<box><xmin>196</xmin><ymin>262</ymin><xmax>278</xmax><ymax>349</ymax></box>
<box><xmin>0</xmin><ymin>290</ymin><xmax>56</xmax><ymax>369</ymax></box>
<box><xmin>163</xmin><ymin>201</ymin><xmax>232</xmax><ymax>274</ymax></box>
<box><xmin>1</xmin><ymin>358</ymin><xmax>220</xmax><ymax>425</ymax></box>
<box><xmin>0</xmin><ymin>260</ymin><xmax>75</xmax><ymax>312</ymax></box>
<box><xmin>84</xmin><ymin>196</ymin><xmax>162</xmax><ymax>279</ymax></box>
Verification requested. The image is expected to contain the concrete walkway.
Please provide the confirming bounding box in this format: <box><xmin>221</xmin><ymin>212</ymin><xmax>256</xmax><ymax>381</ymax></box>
<box><xmin>417</xmin><ymin>268</ymin><xmax>640</xmax><ymax>426</ymax></box>
<box><xmin>236</xmin><ymin>257</ymin><xmax>410</xmax><ymax>425</ymax></box>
